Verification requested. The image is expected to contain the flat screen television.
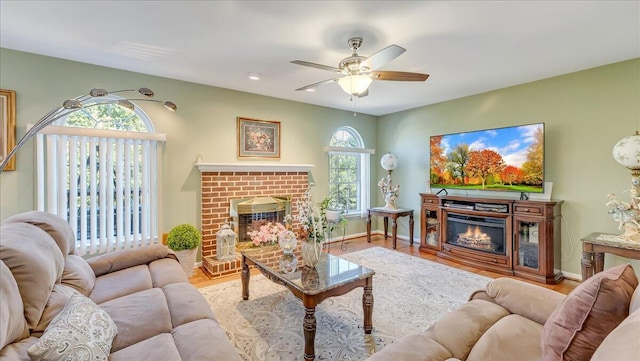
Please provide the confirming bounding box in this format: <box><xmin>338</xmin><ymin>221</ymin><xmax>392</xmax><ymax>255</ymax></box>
<box><xmin>430</xmin><ymin>123</ymin><xmax>544</xmax><ymax>193</ymax></box>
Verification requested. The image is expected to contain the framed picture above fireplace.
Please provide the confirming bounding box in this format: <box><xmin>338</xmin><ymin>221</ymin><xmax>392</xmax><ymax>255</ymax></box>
<box><xmin>237</xmin><ymin>117</ymin><xmax>281</xmax><ymax>159</ymax></box>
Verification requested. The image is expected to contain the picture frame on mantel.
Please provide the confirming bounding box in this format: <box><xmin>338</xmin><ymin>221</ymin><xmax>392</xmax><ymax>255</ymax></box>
<box><xmin>237</xmin><ymin>117</ymin><xmax>281</xmax><ymax>159</ymax></box>
<box><xmin>0</xmin><ymin>89</ymin><xmax>16</xmax><ymax>171</ymax></box>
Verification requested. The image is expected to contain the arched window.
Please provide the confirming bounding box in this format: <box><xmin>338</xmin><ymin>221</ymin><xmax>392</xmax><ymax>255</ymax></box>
<box><xmin>325</xmin><ymin>126</ymin><xmax>372</xmax><ymax>216</ymax></box>
<box><xmin>36</xmin><ymin>96</ymin><xmax>165</xmax><ymax>256</ymax></box>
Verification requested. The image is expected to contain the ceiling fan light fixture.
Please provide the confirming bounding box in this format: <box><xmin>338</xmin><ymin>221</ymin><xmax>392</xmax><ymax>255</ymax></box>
<box><xmin>338</xmin><ymin>74</ymin><xmax>372</xmax><ymax>96</ymax></box>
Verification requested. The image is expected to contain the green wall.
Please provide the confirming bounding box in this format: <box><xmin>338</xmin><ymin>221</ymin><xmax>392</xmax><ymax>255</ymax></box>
<box><xmin>1</xmin><ymin>48</ymin><xmax>639</xmax><ymax>278</ymax></box>
<box><xmin>378</xmin><ymin>58</ymin><xmax>640</xmax><ymax>277</ymax></box>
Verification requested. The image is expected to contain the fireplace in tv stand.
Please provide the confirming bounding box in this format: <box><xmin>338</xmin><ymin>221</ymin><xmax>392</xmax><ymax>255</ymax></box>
<box><xmin>419</xmin><ymin>193</ymin><xmax>563</xmax><ymax>284</ymax></box>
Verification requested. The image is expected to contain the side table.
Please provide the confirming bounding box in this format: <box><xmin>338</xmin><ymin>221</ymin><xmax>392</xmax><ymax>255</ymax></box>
<box><xmin>581</xmin><ymin>232</ymin><xmax>640</xmax><ymax>281</ymax></box>
<box><xmin>366</xmin><ymin>207</ymin><xmax>414</xmax><ymax>249</ymax></box>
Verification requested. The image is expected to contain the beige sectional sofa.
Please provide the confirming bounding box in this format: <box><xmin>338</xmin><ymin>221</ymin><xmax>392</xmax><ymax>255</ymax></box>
<box><xmin>367</xmin><ymin>263</ymin><xmax>640</xmax><ymax>361</ymax></box>
<box><xmin>0</xmin><ymin>211</ymin><xmax>241</xmax><ymax>361</ymax></box>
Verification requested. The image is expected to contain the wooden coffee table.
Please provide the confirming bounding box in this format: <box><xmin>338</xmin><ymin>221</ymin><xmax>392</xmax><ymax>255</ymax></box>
<box><xmin>241</xmin><ymin>249</ymin><xmax>375</xmax><ymax>361</ymax></box>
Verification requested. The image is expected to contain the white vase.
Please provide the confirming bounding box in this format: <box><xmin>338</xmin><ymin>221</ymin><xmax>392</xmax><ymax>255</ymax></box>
<box><xmin>301</xmin><ymin>240</ymin><xmax>322</xmax><ymax>268</ymax></box>
<box><xmin>174</xmin><ymin>248</ymin><xmax>197</xmax><ymax>277</ymax></box>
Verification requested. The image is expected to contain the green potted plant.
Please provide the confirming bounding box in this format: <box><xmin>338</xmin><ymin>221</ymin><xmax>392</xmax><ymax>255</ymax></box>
<box><xmin>167</xmin><ymin>224</ymin><xmax>202</xmax><ymax>277</ymax></box>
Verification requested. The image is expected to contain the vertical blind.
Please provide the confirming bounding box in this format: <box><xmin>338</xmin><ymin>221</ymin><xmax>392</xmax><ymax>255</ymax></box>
<box><xmin>36</xmin><ymin>125</ymin><xmax>165</xmax><ymax>257</ymax></box>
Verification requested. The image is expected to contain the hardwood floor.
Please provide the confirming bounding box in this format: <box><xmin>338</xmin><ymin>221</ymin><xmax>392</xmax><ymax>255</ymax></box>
<box><xmin>189</xmin><ymin>234</ymin><xmax>580</xmax><ymax>295</ymax></box>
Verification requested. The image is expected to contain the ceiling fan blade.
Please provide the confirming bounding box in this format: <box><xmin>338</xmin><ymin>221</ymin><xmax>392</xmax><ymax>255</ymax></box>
<box><xmin>291</xmin><ymin>60</ymin><xmax>342</xmax><ymax>73</ymax></box>
<box><xmin>295</xmin><ymin>78</ymin><xmax>339</xmax><ymax>91</ymax></box>
<box><xmin>370</xmin><ymin>71</ymin><xmax>430</xmax><ymax>82</ymax></box>
<box><xmin>359</xmin><ymin>45</ymin><xmax>406</xmax><ymax>71</ymax></box>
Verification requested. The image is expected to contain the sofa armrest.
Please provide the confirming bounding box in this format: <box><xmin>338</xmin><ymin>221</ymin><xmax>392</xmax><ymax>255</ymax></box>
<box><xmin>86</xmin><ymin>245</ymin><xmax>178</xmax><ymax>277</ymax></box>
<box><xmin>473</xmin><ymin>278</ymin><xmax>565</xmax><ymax>325</ymax></box>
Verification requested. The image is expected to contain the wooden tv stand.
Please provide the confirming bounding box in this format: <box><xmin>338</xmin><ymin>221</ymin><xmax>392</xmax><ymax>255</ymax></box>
<box><xmin>419</xmin><ymin>193</ymin><xmax>563</xmax><ymax>284</ymax></box>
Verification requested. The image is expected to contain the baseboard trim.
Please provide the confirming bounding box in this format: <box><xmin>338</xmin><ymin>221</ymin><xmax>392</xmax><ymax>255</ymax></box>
<box><xmin>561</xmin><ymin>270</ymin><xmax>581</xmax><ymax>282</ymax></box>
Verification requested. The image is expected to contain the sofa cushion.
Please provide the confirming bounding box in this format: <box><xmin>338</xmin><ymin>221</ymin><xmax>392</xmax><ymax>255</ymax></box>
<box><xmin>163</xmin><ymin>283</ymin><xmax>216</xmax><ymax>328</ymax></box>
<box><xmin>172</xmin><ymin>319</ymin><xmax>244</xmax><ymax>361</ymax></box>
<box><xmin>484</xmin><ymin>277</ymin><xmax>565</xmax><ymax>325</ymax></box>
<box><xmin>630</xmin><ymin>283</ymin><xmax>640</xmax><ymax>314</ymax></box>
<box><xmin>0</xmin><ymin>337</ymin><xmax>39</xmax><ymax>361</ymax></box>
<box><xmin>541</xmin><ymin>263</ymin><xmax>638</xmax><ymax>361</ymax></box>
<box><xmin>0</xmin><ymin>222</ymin><xmax>65</xmax><ymax>329</ymax></box>
<box><xmin>89</xmin><ymin>264</ymin><xmax>152</xmax><ymax>304</ymax></box>
<box><xmin>0</xmin><ymin>261</ymin><xmax>29</xmax><ymax>349</ymax></box>
<box><xmin>466</xmin><ymin>314</ymin><xmax>542</xmax><ymax>361</ymax></box>
<box><xmin>108</xmin><ymin>333</ymin><xmax>182</xmax><ymax>361</ymax></box>
<box><xmin>99</xmin><ymin>288</ymin><xmax>173</xmax><ymax>352</ymax></box>
<box><xmin>365</xmin><ymin>334</ymin><xmax>453</xmax><ymax>361</ymax></box>
<box><xmin>428</xmin><ymin>299</ymin><xmax>510</xmax><ymax>360</ymax></box>
<box><xmin>150</xmin><ymin>257</ymin><xmax>189</xmax><ymax>287</ymax></box>
<box><xmin>87</xmin><ymin>244</ymin><xmax>176</xmax><ymax>277</ymax></box>
<box><xmin>2</xmin><ymin>211</ymin><xmax>75</xmax><ymax>256</ymax></box>
<box><xmin>61</xmin><ymin>255</ymin><xmax>96</xmax><ymax>296</ymax></box>
<box><xmin>27</xmin><ymin>293</ymin><xmax>117</xmax><ymax>361</ymax></box>
<box><xmin>591</xmin><ymin>307</ymin><xmax>640</xmax><ymax>361</ymax></box>
<box><xmin>34</xmin><ymin>284</ymin><xmax>77</xmax><ymax>333</ymax></box>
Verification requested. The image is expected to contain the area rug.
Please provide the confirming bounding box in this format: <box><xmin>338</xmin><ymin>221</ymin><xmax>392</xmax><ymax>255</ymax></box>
<box><xmin>199</xmin><ymin>247</ymin><xmax>492</xmax><ymax>361</ymax></box>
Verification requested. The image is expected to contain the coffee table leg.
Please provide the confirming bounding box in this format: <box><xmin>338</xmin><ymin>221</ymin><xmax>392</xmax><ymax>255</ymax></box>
<box><xmin>303</xmin><ymin>306</ymin><xmax>317</xmax><ymax>360</ymax></box>
<box><xmin>363</xmin><ymin>277</ymin><xmax>373</xmax><ymax>334</ymax></box>
<box><xmin>241</xmin><ymin>256</ymin><xmax>250</xmax><ymax>300</ymax></box>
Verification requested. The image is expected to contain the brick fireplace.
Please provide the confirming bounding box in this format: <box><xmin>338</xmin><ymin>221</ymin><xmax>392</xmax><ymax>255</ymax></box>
<box><xmin>196</xmin><ymin>163</ymin><xmax>314</xmax><ymax>278</ymax></box>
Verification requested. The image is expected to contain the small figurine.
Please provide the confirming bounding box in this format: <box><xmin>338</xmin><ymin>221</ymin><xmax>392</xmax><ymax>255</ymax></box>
<box><xmin>607</xmin><ymin>176</ymin><xmax>640</xmax><ymax>242</ymax></box>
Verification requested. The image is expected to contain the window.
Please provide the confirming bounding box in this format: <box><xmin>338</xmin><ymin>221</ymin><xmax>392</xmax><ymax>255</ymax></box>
<box><xmin>325</xmin><ymin>127</ymin><xmax>373</xmax><ymax>216</ymax></box>
<box><xmin>36</xmin><ymin>96</ymin><xmax>166</xmax><ymax>256</ymax></box>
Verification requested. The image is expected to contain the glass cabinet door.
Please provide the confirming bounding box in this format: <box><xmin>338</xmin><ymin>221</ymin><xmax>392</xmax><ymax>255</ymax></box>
<box><xmin>516</xmin><ymin>219</ymin><xmax>540</xmax><ymax>270</ymax></box>
<box><xmin>424</xmin><ymin>209</ymin><xmax>439</xmax><ymax>248</ymax></box>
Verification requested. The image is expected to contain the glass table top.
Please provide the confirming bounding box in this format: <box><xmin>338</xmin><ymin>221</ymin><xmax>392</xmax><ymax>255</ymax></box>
<box><xmin>242</xmin><ymin>248</ymin><xmax>375</xmax><ymax>295</ymax></box>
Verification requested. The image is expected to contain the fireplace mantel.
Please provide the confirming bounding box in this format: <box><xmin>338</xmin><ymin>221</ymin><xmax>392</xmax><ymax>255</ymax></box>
<box><xmin>196</xmin><ymin>162</ymin><xmax>315</xmax><ymax>173</ymax></box>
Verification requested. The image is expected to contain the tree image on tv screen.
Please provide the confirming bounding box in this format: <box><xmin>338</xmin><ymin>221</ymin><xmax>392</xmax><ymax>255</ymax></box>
<box><xmin>430</xmin><ymin>124</ymin><xmax>544</xmax><ymax>193</ymax></box>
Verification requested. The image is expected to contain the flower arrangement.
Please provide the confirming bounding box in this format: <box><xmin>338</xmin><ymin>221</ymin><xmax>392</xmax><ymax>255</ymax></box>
<box><xmin>293</xmin><ymin>188</ymin><xmax>347</xmax><ymax>243</ymax></box>
<box><xmin>247</xmin><ymin>221</ymin><xmax>287</xmax><ymax>247</ymax></box>
<box><xmin>294</xmin><ymin>188</ymin><xmax>326</xmax><ymax>243</ymax></box>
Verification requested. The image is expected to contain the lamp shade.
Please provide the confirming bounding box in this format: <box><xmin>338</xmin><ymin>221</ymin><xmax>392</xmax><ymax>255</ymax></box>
<box><xmin>380</xmin><ymin>152</ymin><xmax>398</xmax><ymax>171</ymax></box>
<box><xmin>338</xmin><ymin>75</ymin><xmax>372</xmax><ymax>96</ymax></box>
<box><xmin>613</xmin><ymin>131</ymin><xmax>640</xmax><ymax>171</ymax></box>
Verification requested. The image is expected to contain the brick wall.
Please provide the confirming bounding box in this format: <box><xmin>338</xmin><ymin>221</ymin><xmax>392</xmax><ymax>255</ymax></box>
<box><xmin>200</xmin><ymin>170</ymin><xmax>309</xmax><ymax>277</ymax></box>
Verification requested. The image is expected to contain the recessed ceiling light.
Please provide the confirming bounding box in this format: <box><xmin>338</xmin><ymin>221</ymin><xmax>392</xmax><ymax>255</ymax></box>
<box><xmin>305</xmin><ymin>88</ymin><xmax>316</xmax><ymax>92</ymax></box>
<box><xmin>247</xmin><ymin>72</ymin><xmax>261</xmax><ymax>80</ymax></box>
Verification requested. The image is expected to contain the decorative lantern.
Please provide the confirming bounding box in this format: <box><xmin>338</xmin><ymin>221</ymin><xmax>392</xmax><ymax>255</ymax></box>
<box><xmin>216</xmin><ymin>221</ymin><xmax>237</xmax><ymax>261</ymax></box>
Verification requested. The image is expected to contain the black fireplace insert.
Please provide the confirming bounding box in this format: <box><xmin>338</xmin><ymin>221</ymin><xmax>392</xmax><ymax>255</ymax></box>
<box><xmin>446</xmin><ymin>213</ymin><xmax>506</xmax><ymax>255</ymax></box>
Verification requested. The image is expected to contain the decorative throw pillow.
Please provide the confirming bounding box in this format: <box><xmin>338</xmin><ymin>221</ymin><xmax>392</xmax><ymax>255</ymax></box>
<box><xmin>28</xmin><ymin>292</ymin><xmax>118</xmax><ymax>361</ymax></box>
<box><xmin>541</xmin><ymin>263</ymin><xmax>638</xmax><ymax>361</ymax></box>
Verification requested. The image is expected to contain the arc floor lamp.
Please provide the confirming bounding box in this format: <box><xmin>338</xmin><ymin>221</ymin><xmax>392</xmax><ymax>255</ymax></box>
<box><xmin>0</xmin><ymin>87</ymin><xmax>176</xmax><ymax>172</ymax></box>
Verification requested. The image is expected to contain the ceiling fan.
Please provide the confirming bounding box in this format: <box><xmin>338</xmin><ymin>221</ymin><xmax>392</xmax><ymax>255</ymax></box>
<box><xmin>291</xmin><ymin>37</ymin><xmax>429</xmax><ymax>97</ymax></box>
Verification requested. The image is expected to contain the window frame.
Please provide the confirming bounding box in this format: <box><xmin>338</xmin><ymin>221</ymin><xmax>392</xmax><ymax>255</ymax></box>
<box><xmin>325</xmin><ymin>126</ymin><xmax>374</xmax><ymax>218</ymax></box>
<box><xmin>36</xmin><ymin>97</ymin><xmax>164</xmax><ymax>256</ymax></box>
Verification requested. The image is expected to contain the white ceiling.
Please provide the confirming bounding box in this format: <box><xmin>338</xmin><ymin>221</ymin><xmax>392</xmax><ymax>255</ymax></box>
<box><xmin>1</xmin><ymin>1</ymin><xmax>639</xmax><ymax>116</ymax></box>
